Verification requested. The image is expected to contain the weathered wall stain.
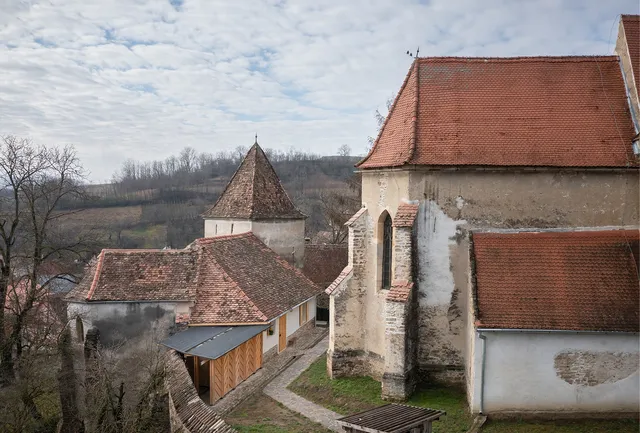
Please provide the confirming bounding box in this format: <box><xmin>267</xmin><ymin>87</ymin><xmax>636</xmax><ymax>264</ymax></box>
<box><xmin>554</xmin><ymin>350</ymin><xmax>639</xmax><ymax>386</ymax></box>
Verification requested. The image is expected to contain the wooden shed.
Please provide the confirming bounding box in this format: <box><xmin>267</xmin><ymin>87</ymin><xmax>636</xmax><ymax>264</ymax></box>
<box><xmin>162</xmin><ymin>325</ymin><xmax>267</xmax><ymax>404</ymax></box>
<box><xmin>337</xmin><ymin>404</ymin><xmax>445</xmax><ymax>433</ymax></box>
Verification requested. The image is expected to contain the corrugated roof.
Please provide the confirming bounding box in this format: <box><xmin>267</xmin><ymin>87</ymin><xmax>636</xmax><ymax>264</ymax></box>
<box><xmin>202</xmin><ymin>142</ymin><xmax>305</xmax><ymax>220</ymax></box>
<box><xmin>358</xmin><ymin>56</ymin><xmax>636</xmax><ymax>169</ymax></box>
<box><xmin>473</xmin><ymin>229</ymin><xmax>640</xmax><ymax>332</ymax></box>
<box><xmin>162</xmin><ymin>325</ymin><xmax>267</xmax><ymax>359</ymax></box>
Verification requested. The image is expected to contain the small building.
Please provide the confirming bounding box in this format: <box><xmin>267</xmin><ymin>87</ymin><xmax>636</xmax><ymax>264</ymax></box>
<box><xmin>468</xmin><ymin>229</ymin><xmax>639</xmax><ymax>414</ymax></box>
<box><xmin>66</xmin><ymin>141</ymin><xmax>326</xmax><ymax>404</ymax></box>
<box><xmin>201</xmin><ymin>141</ymin><xmax>307</xmax><ymax>267</ymax></box>
<box><xmin>327</xmin><ymin>12</ymin><xmax>640</xmax><ymax>410</ymax></box>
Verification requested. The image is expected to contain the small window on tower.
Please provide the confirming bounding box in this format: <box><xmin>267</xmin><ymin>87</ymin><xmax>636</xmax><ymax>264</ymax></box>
<box><xmin>231</xmin><ymin>223</ymin><xmax>234</xmax><ymax>234</ymax></box>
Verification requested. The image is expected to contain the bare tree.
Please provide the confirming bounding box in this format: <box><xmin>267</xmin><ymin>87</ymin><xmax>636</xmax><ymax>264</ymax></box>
<box><xmin>0</xmin><ymin>135</ymin><xmax>88</xmax><ymax>384</ymax></box>
<box><xmin>319</xmin><ymin>187</ymin><xmax>360</xmax><ymax>244</ymax></box>
<box><xmin>337</xmin><ymin>144</ymin><xmax>351</xmax><ymax>157</ymax></box>
<box><xmin>367</xmin><ymin>96</ymin><xmax>395</xmax><ymax>151</ymax></box>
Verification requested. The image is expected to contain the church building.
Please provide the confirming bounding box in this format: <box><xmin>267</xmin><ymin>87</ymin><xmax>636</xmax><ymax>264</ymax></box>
<box><xmin>327</xmin><ymin>15</ymin><xmax>640</xmax><ymax>415</ymax></box>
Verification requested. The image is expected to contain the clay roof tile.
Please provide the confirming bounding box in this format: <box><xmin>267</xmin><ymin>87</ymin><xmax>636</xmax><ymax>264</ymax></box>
<box><xmin>202</xmin><ymin>142</ymin><xmax>305</xmax><ymax>220</ymax></box>
<box><xmin>473</xmin><ymin>229</ymin><xmax>640</xmax><ymax>332</ymax></box>
<box><xmin>358</xmin><ymin>56</ymin><xmax>637</xmax><ymax>169</ymax></box>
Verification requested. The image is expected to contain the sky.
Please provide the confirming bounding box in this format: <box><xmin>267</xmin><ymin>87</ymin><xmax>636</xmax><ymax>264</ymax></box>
<box><xmin>0</xmin><ymin>0</ymin><xmax>638</xmax><ymax>182</ymax></box>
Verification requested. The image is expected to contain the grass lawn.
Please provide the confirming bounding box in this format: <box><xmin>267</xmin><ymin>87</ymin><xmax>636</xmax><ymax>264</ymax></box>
<box><xmin>226</xmin><ymin>393</ymin><xmax>332</xmax><ymax>433</ymax></box>
<box><xmin>288</xmin><ymin>356</ymin><xmax>472</xmax><ymax>433</ymax></box>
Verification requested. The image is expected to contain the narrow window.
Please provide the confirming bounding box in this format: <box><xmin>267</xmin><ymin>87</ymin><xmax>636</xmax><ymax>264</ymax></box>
<box><xmin>382</xmin><ymin>213</ymin><xmax>393</xmax><ymax>289</ymax></box>
<box><xmin>299</xmin><ymin>302</ymin><xmax>308</xmax><ymax>325</ymax></box>
<box><xmin>75</xmin><ymin>317</ymin><xmax>84</xmax><ymax>342</ymax></box>
<box><xmin>215</xmin><ymin>224</ymin><xmax>218</xmax><ymax>235</ymax></box>
<box><xmin>231</xmin><ymin>223</ymin><xmax>234</xmax><ymax>234</ymax></box>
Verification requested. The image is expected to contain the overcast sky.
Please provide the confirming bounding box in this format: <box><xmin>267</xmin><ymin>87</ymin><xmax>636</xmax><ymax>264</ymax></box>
<box><xmin>1</xmin><ymin>0</ymin><xmax>638</xmax><ymax>182</ymax></box>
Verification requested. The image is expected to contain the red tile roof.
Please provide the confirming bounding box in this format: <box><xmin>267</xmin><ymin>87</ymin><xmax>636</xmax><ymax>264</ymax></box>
<box><xmin>303</xmin><ymin>243</ymin><xmax>348</xmax><ymax>287</ymax></box>
<box><xmin>358</xmin><ymin>57</ymin><xmax>636</xmax><ymax>169</ymax></box>
<box><xmin>66</xmin><ymin>249</ymin><xmax>198</xmax><ymax>302</ymax></box>
<box><xmin>621</xmin><ymin>15</ymin><xmax>640</xmax><ymax>93</ymax></box>
<box><xmin>393</xmin><ymin>204</ymin><xmax>419</xmax><ymax>228</ymax></box>
<box><xmin>325</xmin><ymin>266</ymin><xmax>352</xmax><ymax>295</ymax></box>
<box><xmin>386</xmin><ymin>281</ymin><xmax>414</xmax><ymax>303</ymax></box>
<box><xmin>345</xmin><ymin>207</ymin><xmax>367</xmax><ymax>227</ymax></box>
<box><xmin>202</xmin><ymin>142</ymin><xmax>305</xmax><ymax>220</ymax></box>
<box><xmin>473</xmin><ymin>229</ymin><xmax>640</xmax><ymax>332</ymax></box>
<box><xmin>190</xmin><ymin>234</ymin><xmax>321</xmax><ymax>324</ymax></box>
<box><xmin>66</xmin><ymin>233</ymin><xmax>322</xmax><ymax>324</ymax></box>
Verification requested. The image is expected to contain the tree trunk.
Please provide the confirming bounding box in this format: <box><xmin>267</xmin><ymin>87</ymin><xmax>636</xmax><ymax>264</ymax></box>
<box><xmin>0</xmin><ymin>267</ymin><xmax>15</xmax><ymax>386</ymax></box>
<box><xmin>58</xmin><ymin>325</ymin><xmax>85</xmax><ymax>433</ymax></box>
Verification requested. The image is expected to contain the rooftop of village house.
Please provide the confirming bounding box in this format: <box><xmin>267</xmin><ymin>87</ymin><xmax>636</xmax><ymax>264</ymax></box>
<box><xmin>65</xmin><ymin>232</ymin><xmax>322</xmax><ymax>324</ymax></box>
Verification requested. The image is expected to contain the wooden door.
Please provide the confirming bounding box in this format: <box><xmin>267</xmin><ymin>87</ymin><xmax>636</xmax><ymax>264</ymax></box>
<box><xmin>278</xmin><ymin>315</ymin><xmax>287</xmax><ymax>353</ymax></box>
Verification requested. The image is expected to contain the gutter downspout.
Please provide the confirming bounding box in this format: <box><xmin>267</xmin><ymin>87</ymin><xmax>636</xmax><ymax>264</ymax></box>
<box><xmin>478</xmin><ymin>331</ymin><xmax>487</xmax><ymax>415</ymax></box>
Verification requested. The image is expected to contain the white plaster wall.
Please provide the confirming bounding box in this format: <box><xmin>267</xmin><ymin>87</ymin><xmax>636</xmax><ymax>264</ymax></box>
<box><xmin>262</xmin><ymin>298</ymin><xmax>315</xmax><ymax>353</ymax></box>
<box><xmin>415</xmin><ymin>201</ymin><xmax>467</xmax><ymax>367</ymax></box>
<box><xmin>470</xmin><ymin>331</ymin><xmax>640</xmax><ymax>413</ymax></box>
<box><xmin>66</xmin><ymin>301</ymin><xmax>192</xmax><ymax>344</ymax></box>
<box><xmin>204</xmin><ymin>219</ymin><xmax>252</xmax><ymax>237</ymax></box>
<box><xmin>286</xmin><ymin>306</ymin><xmax>300</xmax><ymax>336</ymax></box>
<box><xmin>252</xmin><ymin>219</ymin><xmax>306</xmax><ymax>267</ymax></box>
<box><xmin>307</xmin><ymin>297</ymin><xmax>317</xmax><ymax>321</ymax></box>
<box><xmin>263</xmin><ymin>320</ymin><xmax>278</xmax><ymax>353</ymax></box>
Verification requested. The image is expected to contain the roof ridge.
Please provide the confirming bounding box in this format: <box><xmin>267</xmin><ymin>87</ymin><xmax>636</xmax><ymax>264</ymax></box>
<box><xmin>248</xmin><ymin>143</ymin><xmax>259</xmax><ymax>218</ymax></box>
<box><xmin>201</xmin><ymin>144</ymin><xmax>256</xmax><ymax>218</ymax></box>
<box><xmin>196</xmin><ymin>232</ymin><xmax>254</xmax><ymax>244</ymax></box>
<box><xmin>356</xmin><ymin>58</ymin><xmax>417</xmax><ymax>168</ymax></box>
<box><xmin>256</xmin><ymin>239</ymin><xmax>321</xmax><ymax>290</ymax></box>
<box><xmin>202</xmin><ymin>142</ymin><xmax>304</xmax><ymax>220</ymax></box>
<box><xmin>416</xmin><ymin>55</ymin><xmax>620</xmax><ymax>62</ymax></box>
<box><xmin>86</xmin><ymin>250</ymin><xmax>105</xmax><ymax>301</ymax></box>
<box><xmin>406</xmin><ymin>59</ymin><xmax>419</xmax><ymax>164</ymax></box>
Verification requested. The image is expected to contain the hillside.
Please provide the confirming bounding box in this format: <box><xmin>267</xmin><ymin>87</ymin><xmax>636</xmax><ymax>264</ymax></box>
<box><xmin>63</xmin><ymin>154</ymin><xmax>361</xmax><ymax>252</ymax></box>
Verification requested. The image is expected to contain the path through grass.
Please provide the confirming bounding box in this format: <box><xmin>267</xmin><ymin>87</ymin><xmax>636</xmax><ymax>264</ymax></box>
<box><xmin>288</xmin><ymin>357</ymin><xmax>471</xmax><ymax>433</ymax></box>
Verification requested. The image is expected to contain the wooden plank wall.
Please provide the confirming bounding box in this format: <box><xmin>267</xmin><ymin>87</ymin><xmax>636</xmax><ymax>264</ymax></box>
<box><xmin>209</xmin><ymin>333</ymin><xmax>263</xmax><ymax>404</ymax></box>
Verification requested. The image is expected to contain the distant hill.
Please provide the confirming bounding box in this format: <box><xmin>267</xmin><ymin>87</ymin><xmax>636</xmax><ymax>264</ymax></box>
<box><xmin>62</xmin><ymin>153</ymin><xmax>361</xmax><ymax>251</ymax></box>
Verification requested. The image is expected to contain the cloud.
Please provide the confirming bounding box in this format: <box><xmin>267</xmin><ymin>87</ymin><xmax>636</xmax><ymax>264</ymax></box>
<box><xmin>0</xmin><ymin>0</ymin><xmax>637</xmax><ymax>181</ymax></box>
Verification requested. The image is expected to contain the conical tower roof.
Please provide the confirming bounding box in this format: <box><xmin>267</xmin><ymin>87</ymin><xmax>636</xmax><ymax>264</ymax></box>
<box><xmin>202</xmin><ymin>141</ymin><xmax>305</xmax><ymax>220</ymax></box>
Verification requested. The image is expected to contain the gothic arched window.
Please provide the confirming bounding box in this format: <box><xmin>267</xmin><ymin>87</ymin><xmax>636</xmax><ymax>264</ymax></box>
<box><xmin>382</xmin><ymin>213</ymin><xmax>393</xmax><ymax>289</ymax></box>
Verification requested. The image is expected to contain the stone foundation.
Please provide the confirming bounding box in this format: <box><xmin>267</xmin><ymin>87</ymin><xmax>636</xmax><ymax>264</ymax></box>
<box><xmin>328</xmin><ymin>349</ymin><xmax>371</xmax><ymax>378</ymax></box>
<box><xmin>381</xmin><ymin>368</ymin><xmax>416</xmax><ymax>401</ymax></box>
<box><xmin>417</xmin><ymin>365</ymin><xmax>466</xmax><ymax>387</ymax></box>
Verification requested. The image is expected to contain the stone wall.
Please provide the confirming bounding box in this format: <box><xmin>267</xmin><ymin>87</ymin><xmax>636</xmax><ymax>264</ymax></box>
<box><xmin>615</xmin><ymin>18</ymin><xmax>640</xmax><ymax>125</ymax></box>
<box><xmin>329</xmin><ymin>167</ymin><xmax>639</xmax><ymax>395</ymax></box>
